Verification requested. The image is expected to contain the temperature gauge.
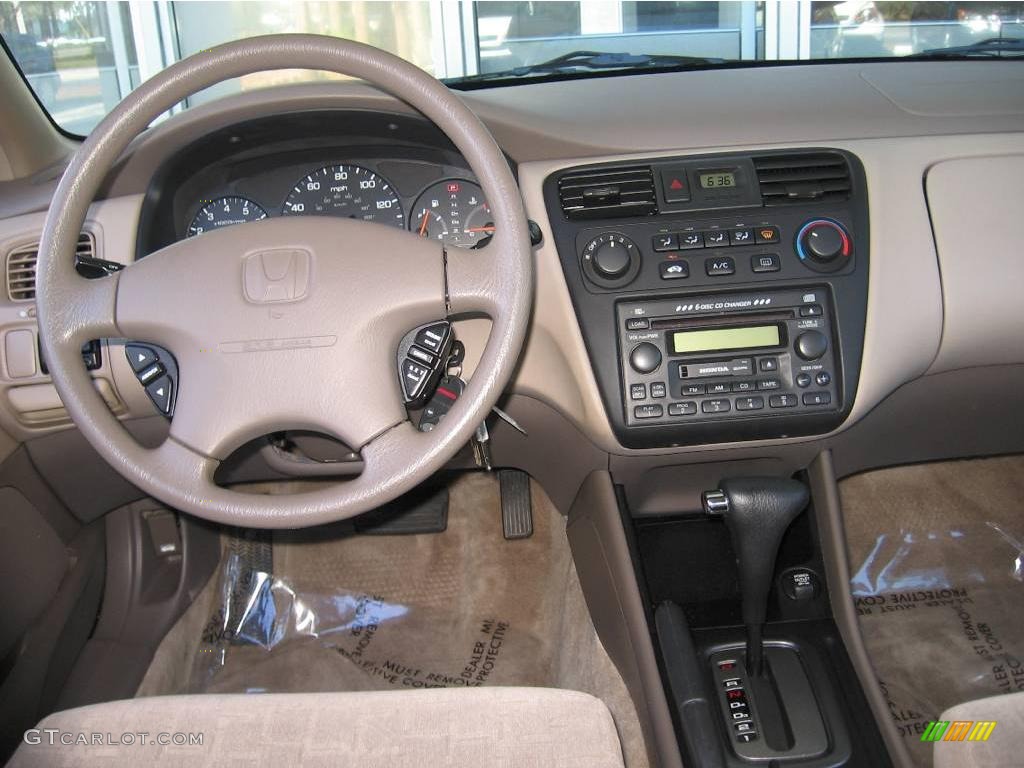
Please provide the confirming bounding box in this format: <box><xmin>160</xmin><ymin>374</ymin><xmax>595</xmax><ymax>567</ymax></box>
<box><xmin>410</xmin><ymin>180</ymin><xmax>492</xmax><ymax>248</ymax></box>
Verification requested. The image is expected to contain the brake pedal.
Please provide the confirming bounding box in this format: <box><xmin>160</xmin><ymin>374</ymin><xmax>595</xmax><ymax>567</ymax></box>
<box><xmin>499</xmin><ymin>469</ymin><xmax>533</xmax><ymax>540</ymax></box>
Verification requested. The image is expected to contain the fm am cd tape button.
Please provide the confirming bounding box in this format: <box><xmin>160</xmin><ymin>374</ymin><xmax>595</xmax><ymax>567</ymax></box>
<box><xmin>757</xmin><ymin>377</ymin><xmax>781</xmax><ymax>390</ymax></box>
<box><xmin>751</xmin><ymin>254</ymin><xmax>780</xmax><ymax>273</ymax></box>
<box><xmin>769</xmin><ymin>393</ymin><xmax>798</xmax><ymax>408</ymax></box>
<box><xmin>707</xmin><ymin>383</ymin><xmax>730</xmax><ymax>395</ymax></box>
<box><xmin>816</xmin><ymin>371</ymin><xmax>832</xmax><ymax>386</ymax></box>
<box><xmin>659</xmin><ymin>261</ymin><xmax>690</xmax><ymax>280</ymax></box>
<box><xmin>736</xmin><ymin>396</ymin><xmax>765</xmax><ymax>411</ymax></box>
<box><xmin>653</xmin><ymin>234</ymin><xmax>677</xmax><ymax>252</ymax></box>
<box><xmin>625</xmin><ymin>318</ymin><xmax>650</xmax><ymax>331</ymax></box>
<box><xmin>650</xmin><ymin>382</ymin><xmax>667</xmax><ymax>398</ymax></box>
<box><xmin>703</xmin><ymin>230</ymin><xmax>729</xmax><ymax>247</ymax></box>
<box><xmin>702</xmin><ymin>399</ymin><xmax>731</xmax><ymax>414</ymax></box>
<box><xmin>796</xmin><ymin>373</ymin><xmax>812</xmax><ymax>388</ymax></box>
<box><xmin>755</xmin><ymin>226</ymin><xmax>780</xmax><ymax>244</ymax></box>
<box><xmin>799</xmin><ymin>304</ymin><xmax>824</xmax><ymax>318</ymax></box>
<box><xmin>630</xmin><ymin>384</ymin><xmax>647</xmax><ymax>401</ymax></box>
<box><xmin>758</xmin><ymin>357</ymin><xmax>779</xmax><ymax>372</ymax></box>
<box><xmin>802</xmin><ymin>392</ymin><xmax>832</xmax><ymax>406</ymax></box>
<box><xmin>732</xmin><ymin>380</ymin><xmax>755</xmax><ymax>392</ymax></box>
<box><xmin>629</xmin><ymin>342</ymin><xmax>662</xmax><ymax>374</ymax></box>
<box><xmin>681</xmin><ymin>383</ymin><xmax>706</xmax><ymax>396</ymax></box>
<box><xmin>678</xmin><ymin>232</ymin><xmax>704</xmax><ymax>249</ymax></box>
<box><xmin>730</xmin><ymin>228</ymin><xmax>754</xmax><ymax>245</ymax></box>
<box><xmin>705</xmin><ymin>257</ymin><xmax>735</xmax><ymax>276</ymax></box>
<box><xmin>634</xmin><ymin>404</ymin><xmax>664</xmax><ymax>419</ymax></box>
<box><xmin>668</xmin><ymin>402</ymin><xmax>697</xmax><ymax>416</ymax></box>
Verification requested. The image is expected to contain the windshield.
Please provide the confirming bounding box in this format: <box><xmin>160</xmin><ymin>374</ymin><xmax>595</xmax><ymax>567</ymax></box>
<box><xmin>2</xmin><ymin>0</ymin><xmax>1023</xmax><ymax>136</ymax></box>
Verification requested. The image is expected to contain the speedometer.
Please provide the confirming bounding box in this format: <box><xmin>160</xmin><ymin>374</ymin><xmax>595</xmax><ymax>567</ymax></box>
<box><xmin>282</xmin><ymin>165</ymin><xmax>404</xmax><ymax>227</ymax></box>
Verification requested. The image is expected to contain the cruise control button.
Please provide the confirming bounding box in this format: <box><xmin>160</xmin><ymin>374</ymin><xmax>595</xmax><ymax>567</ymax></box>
<box><xmin>126</xmin><ymin>344</ymin><xmax>159</xmax><ymax>373</ymax></box>
<box><xmin>705</xmin><ymin>257</ymin><xmax>735</xmax><ymax>276</ymax></box>
<box><xmin>736</xmin><ymin>396</ymin><xmax>765</xmax><ymax>411</ymax></box>
<box><xmin>802</xmin><ymin>391</ymin><xmax>832</xmax><ymax>406</ymax></box>
<box><xmin>755</xmin><ymin>226</ymin><xmax>780</xmax><ymax>244</ymax></box>
<box><xmin>630</xmin><ymin>384</ymin><xmax>647</xmax><ymax>401</ymax></box>
<box><xmin>668</xmin><ymin>401</ymin><xmax>697</xmax><ymax>416</ymax></box>
<box><xmin>401</xmin><ymin>359</ymin><xmax>431</xmax><ymax>401</ymax></box>
<box><xmin>650</xmin><ymin>382</ymin><xmax>667</xmax><ymax>398</ymax></box>
<box><xmin>751</xmin><ymin>253</ymin><xmax>780</xmax><ymax>273</ymax></box>
<box><xmin>659</xmin><ymin>260</ymin><xmax>689</xmax><ymax>279</ymax></box>
<box><xmin>634</xmin><ymin>404</ymin><xmax>664</xmax><ymax>419</ymax></box>
<box><xmin>407</xmin><ymin>345</ymin><xmax>437</xmax><ymax>366</ymax></box>
<box><xmin>769</xmin><ymin>393</ymin><xmax>798</xmax><ymax>408</ymax></box>
<box><xmin>145</xmin><ymin>375</ymin><xmax>173</xmax><ymax>415</ymax></box>
<box><xmin>702</xmin><ymin>398</ymin><xmax>731</xmax><ymax>414</ymax></box>
<box><xmin>414</xmin><ymin>323</ymin><xmax>450</xmax><ymax>353</ymax></box>
<box><xmin>703</xmin><ymin>230</ymin><xmax>729</xmax><ymax>247</ymax></box>
<box><xmin>730</xmin><ymin>228</ymin><xmax>754</xmax><ymax>245</ymax></box>
<box><xmin>677</xmin><ymin>232</ymin><xmax>704</xmax><ymax>249</ymax></box>
<box><xmin>137</xmin><ymin>362</ymin><xmax>165</xmax><ymax>386</ymax></box>
<box><xmin>652</xmin><ymin>234</ymin><xmax>677</xmax><ymax>252</ymax></box>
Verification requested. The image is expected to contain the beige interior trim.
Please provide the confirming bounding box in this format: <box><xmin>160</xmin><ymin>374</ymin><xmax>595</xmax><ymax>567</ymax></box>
<box><xmin>0</xmin><ymin>49</ymin><xmax>73</xmax><ymax>181</ymax></box>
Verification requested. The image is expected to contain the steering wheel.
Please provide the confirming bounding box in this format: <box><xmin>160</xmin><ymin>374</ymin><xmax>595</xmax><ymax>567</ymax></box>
<box><xmin>35</xmin><ymin>35</ymin><xmax>532</xmax><ymax>528</ymax></box>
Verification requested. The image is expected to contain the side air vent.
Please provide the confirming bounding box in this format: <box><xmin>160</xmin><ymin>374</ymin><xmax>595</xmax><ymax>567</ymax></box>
<box><xmin>558</xmin><ymin>165</ymin><xmax>657</xmax><ymax>220</ymax></box>
<box><xmin>6</xmin><ymin>232</ymin><xmax>95</xmax><ymax>301</ymax></box>
<box><xmin>753</xmin><ymin>152</ymin><xmax>852</xmax><ymax>205</ymax></box>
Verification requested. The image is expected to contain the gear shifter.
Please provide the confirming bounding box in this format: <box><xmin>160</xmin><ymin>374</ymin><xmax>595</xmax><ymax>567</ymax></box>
<box><xmin>702</xmin><ymin>477</ymin><xmax>809</xmax><ymax>677</ymax></box>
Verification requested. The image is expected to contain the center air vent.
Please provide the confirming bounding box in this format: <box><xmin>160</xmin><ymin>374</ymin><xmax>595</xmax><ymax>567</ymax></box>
<box><xmin>753</xmin><ymin>152</ymin><xmax>852</xmax><ymax>205</ymax></box>
<box><xmin>6</xmin><ymin>232</ymin><xmax>95</xmax><ymax>301</ymax></box>
<box><xmin>558</xmin><ymin>165</ymin><xmax>657</xmax><ymax>220</ymax></box>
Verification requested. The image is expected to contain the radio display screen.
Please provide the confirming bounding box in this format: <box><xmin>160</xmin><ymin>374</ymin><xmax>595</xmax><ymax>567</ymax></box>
<box><xmin>698</xmin><ymin>171</ymin><xmax>736</xmax><ymax>189</ymax></box>
<box><xmin>671</xmin><ymin>325</ymin><xmax>781</xmax><ymax>354</ymax></box>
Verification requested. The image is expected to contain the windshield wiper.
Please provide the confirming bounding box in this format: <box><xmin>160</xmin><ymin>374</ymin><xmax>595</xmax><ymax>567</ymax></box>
<box><xmin>448</xmin><ymin>50</ymin><xmax>727</xmax><ymax>84</ymax></box>
<box><xmin>913</xmin><ymin>37</ymin><xmax>1024</xmax><ymax>58</ymax></box>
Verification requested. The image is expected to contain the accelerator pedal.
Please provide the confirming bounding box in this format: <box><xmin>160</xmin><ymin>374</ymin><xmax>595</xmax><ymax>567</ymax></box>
<box><xmin>499</xmin><ymin>469</ymin><xmax>533</xmax><ymax>540</ymax></box>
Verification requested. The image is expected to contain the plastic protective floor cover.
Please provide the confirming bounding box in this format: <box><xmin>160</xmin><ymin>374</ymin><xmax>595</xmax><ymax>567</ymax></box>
<box><xmin>840</xmin><ymin>455</ymin><xmax>1024</xmax><ymax>768</ymax></box>
<box><xmin>137</xmin><ymin>472</ymin><xmax>648</xmax><ymax>767</ymax></box>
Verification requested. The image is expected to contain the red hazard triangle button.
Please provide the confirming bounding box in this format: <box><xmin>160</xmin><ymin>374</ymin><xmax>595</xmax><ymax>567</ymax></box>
<box><xmin>660</xmin><ymin>168</ymin><xmax>691</xmax><ymax>203</ymax></box>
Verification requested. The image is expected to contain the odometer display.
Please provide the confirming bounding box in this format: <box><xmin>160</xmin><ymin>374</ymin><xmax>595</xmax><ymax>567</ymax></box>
<box><xmin>282</xmin><ymin>165</ymin><xmax>404</xmax><ymax>227</ymax></box>
<box><xmin>187</xmin><ymin>196</ymin><xmax>267</xmax><ymax>237</ymax></box>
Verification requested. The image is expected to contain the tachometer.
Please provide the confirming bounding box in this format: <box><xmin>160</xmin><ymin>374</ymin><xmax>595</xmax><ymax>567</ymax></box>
<box><xmin>282</xmin><ymin>164</ymin><xmax>404</xmax><ymax>227</ymax></box>
<box><xmin>410</xmin><ymin>180</ymin><xmax>492</xmax><ymax>248</ymax></box>
<box><xmin>187</xmin><ymin>196</ymin><xmax>267</xmax><ymax>237</ymax></box>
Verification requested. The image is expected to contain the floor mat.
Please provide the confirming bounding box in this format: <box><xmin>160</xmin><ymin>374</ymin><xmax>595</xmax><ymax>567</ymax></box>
<box><xmin>138</xmin><ymin>472</ymin><xmax>649</xmax><ymax>767</ymax></box>
<box><xmin>840</xmin><ymin>455</ymin><xmax>1024</xmax><ymax>767</ymax></box>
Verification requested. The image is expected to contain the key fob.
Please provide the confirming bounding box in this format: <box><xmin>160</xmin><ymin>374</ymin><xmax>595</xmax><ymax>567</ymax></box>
<box><xmin>418</xmin><ymin>376</ymin><xmax>466</xmax><ymax>432</ymax></box>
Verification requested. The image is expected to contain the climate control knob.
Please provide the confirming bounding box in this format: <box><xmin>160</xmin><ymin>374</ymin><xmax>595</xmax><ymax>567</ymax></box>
<box><xmin>796</xmin><ymin>219</ymin><xmax>851</xmax><ymax>272</ymax></box>
<box><xmin>582</xmin><ymin>233</ymin><xmax>641</xmax><ymax>285</ymax></box>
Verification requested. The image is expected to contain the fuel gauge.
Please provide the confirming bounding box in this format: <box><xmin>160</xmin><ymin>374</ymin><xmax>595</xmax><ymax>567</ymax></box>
<box><xmin>410</xmin><ymin>180</ymin><xmax>491</xmax><ymax>248</ymax></box>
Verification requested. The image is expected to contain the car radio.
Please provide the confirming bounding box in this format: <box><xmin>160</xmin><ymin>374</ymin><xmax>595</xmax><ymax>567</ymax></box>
<box><xmin>617</xmin><ymin>287</ymin><xmax>838</xmax><ymax>428</ymax></box>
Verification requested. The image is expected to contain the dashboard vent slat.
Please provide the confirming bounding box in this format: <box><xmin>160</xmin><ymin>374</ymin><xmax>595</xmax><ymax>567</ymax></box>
<box><xmin>6</xmin><ymin>233</ymin><xmax>96</xmax><ymax>301</ymax></box>
<box><xmin>753</xmin><ymin>152</ymin><xmax>852</xmax><ymax>206</ymax></box>
<box><xmin>558</xmin><ymin>165</ymin><xmax>658</xmax><ymax>220</ymax></box>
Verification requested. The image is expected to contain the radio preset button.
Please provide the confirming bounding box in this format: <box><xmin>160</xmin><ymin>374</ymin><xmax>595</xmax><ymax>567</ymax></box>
<box><xmin>769</xmin><ymin>394</ymin><xmax>799</xmax><ymax>408</ymax></box>
<box><xmin>795</xmin><ymin>330</ymin><xmax>828</xmax><ymax>361</ymax></box>
<box><xmin>735</xmin><ymin>396</ymin><xmax>765</xmax><ymax>411</ymax></box>
<box><xmin>796</xmin><ymin>373</ymin><xmax>812</xmax><ymax>388</ymax></box>
<box><xmin>653</xmin><ymin>234</ymin><xmax>677</xmax><ymax>252</ymax></box>
<box><xmin>678</xmin><ymin>232</ymin><xmax>704</xmax><ymax>249</ymax></box>
<box><xmin>659</xmin><ymin>260</ymin><xmax>690</xmax><ymax>280</ymax></box>
<box><xmin>702</xmin><ymin>398</ymin><xmax>732</xmax><ymax>414</ymax></box>
<box><xmin>630</xmin><ymin>342</ymin><xmax>662</xmax><ymax>374</ymax></box>
<box><xmin>650</xmin><ymin>382</ymin><xmax>667</xmax><ymax>398</ymax></box>
<box><xmin>802</xmin><ymin>392</ymin><xmax>832</xmax><ymax>406</ymax></box>
<box><xmin>751</xmin><ymin>253</ymin><xmax>780</xmax><ymax>273</ymax></box>
<box><xmin>634</xmin><ymin>404</ymin><xmax>664</xmax><ymax>419</ymax></box>
<box><xmin>705</xmin><ymin>256</ymin><xmax>735</xmax><ymax>276</ymax></box>
<box><xmin>630</xmin><ymin>384</ymin><xmax>647</xmax><ymax>401</ymax></box>
<box><xmin>668</xmin><ymin>402</ymin><xmax>698</xmax><ymax>416</ymax></box>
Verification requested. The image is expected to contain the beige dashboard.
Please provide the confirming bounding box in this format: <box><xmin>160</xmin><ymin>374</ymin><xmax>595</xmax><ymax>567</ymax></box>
<box><xmin>1</xmin><ymin>61</ymin><xmax>1023</xmax><ymax>458</ymax></box>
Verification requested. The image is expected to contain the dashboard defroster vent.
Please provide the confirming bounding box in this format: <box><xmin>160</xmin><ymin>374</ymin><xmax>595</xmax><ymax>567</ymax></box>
<box><xmin>5</xmin><ymin>232</ymin><xmax>96</xmax><ymax>301</ymax></box>
<box><xmin>754</xmin><ymin>152</ymin><xmax>852</xmax><ymax>205</ymax></box>
<box><xmin>558</xmin><ymin>165</ymin><xmax>657</xmax><ymax>220</ymax></box>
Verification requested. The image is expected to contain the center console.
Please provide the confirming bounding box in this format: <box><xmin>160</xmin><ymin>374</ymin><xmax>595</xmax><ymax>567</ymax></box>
<box><xmin>542</xmin><ymin>149</ymin><xmax>868</xmax><ymax>448</ymax></box>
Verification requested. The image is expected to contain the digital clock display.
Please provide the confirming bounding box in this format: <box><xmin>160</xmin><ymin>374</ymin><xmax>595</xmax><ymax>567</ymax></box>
<box><xmin>699</xmin><ymin>172</ymin><xmax>737</xmax><ymax>189</ymax></box>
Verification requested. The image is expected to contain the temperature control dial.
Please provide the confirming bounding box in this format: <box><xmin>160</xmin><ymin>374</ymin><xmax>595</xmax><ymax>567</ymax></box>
<box><xmin>581</xmin><ymin>233</ymin><xmax>642</xmax><ymax>287</ymax></box>
<box><xmin>795</xmin><ymin>219</ymin><xmax>851</xmax><ymax>273</ymax></box>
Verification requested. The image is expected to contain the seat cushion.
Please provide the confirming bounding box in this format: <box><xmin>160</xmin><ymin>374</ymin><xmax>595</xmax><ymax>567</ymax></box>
<box><xmin>934</xmin><ymin>691</ymin><xmax>1024</xmax><ymax>768</ymax></box>
<box><xmin>9</xmin><ymin>687</ymin><xmax>625</xmax><ymax>767</ymax></box>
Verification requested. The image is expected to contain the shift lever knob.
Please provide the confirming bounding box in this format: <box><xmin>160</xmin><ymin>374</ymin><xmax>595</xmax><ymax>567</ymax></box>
<box><xmin>702</xmin><ymin>477</ymin><xmax>809</xmax><ymax>675</ymax></box>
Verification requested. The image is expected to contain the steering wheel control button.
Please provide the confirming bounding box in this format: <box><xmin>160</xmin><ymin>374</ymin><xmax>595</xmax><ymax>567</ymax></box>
<box><xmin>705</xmin><ymin>256</ymin><xmax>735</xmax><ymax>276</ymax></box>
<box><xmin>652</xmin><ymin>234</ymin><xmax>677</xmax><ymax>252</ymax></box>
<box><xmin>751</xmin><ymin>253</ymin><xmax>780</xmax><ymax>273</ymax></box>
<box><xmin>755</xmin><ymin>226</ymin><xmax>780</xmax><ymax>244</ymax></box>
<box><xmin>795</xmin><ymin>330</ymin><xmax>828</xmax><ymax>361</ymax></box>
<box><xmin>659</xmin><ymin>260</ymin><xmax>689</xmax><ymax>280</ymax></box>
<box><xmin>629</xmin><ymin>342</ymin><xmax>662</xmax><ymax>374</ymax></box>
<box><xmin>126</xmin><ymin>344</ymin><xmax>159</xmax><ymax>373</ymax></box>
<box><xmin>399</xmin><ymin>321</ymin><xmax>455</xmax><ymax>406</ymax></box>
<box><xmin>634</xmin><ymin>404</ymin><xmax>664</xmax><ymax>419</ymax></box>
<box><xmin>137</xmin><ymin>362</ymin><xmax>166</xmax><ymax>387</ymax></box>
<box><xmin>660</xmin><ymin>168</ymin><xmax>691</xmax><ymax>203</ymax></box>
<box><xmin>401</xmin><ymin>359</ymin><xmax>431</xmax><ymax>401</ymax></box>
<box><xmin>145</xmin><ymin>376</ymin><xmax>174</xmax><ymax>416</ymax></box>
<box><xmin>407</xmin><ymin>345</ymin><xmax>437</xmax><ymax>367</ymax></box>
<box><xmin>414</xmin><ymin>322</ymin><xmax>450</xmax><ymax>354</ymax></box>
